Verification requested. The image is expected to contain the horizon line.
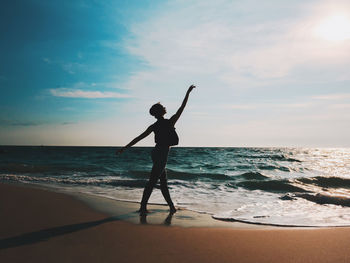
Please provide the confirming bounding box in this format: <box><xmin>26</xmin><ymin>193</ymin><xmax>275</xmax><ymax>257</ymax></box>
<box><xmin>0</xmin><ymin>145</ymin><xmax>349</xmax><ymax>149</ymax></box>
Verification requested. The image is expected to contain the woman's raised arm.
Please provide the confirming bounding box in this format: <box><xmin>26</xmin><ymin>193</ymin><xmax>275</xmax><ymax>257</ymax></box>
<box><xmin>169</xmin><ymin>85</ymin><xmax>196</xmax><ymax>126</ymax></box>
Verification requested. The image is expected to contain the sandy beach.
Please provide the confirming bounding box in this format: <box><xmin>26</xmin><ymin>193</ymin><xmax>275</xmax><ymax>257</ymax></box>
<box><xmin>1</xmin><ymin>182</ymin><xmax>350</xmax><ymax>263</ymax></box>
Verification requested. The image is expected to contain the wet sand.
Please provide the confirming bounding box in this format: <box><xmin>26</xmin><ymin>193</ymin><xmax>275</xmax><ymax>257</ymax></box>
<box><xmin>1</xmin><ymin>182</ymin><xmax>350</xmax><ymax>263</ymax></box>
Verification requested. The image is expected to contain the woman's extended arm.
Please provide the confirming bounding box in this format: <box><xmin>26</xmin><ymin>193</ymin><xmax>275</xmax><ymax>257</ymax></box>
<box><xmin>170</xmin><ymin>85</ymin><xmax>195</xmax><ymax>126</ymax></box>
<box><xmin>116</xmin><ymin>125</ymin><xmax>153</xmax><ymax>155</ymax></box>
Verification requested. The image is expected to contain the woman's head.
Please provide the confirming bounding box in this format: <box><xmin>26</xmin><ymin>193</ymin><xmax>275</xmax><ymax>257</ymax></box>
<box><xmin>149</xmin><ymin>102</ymin><xmax>166</xmax><ymax>119</ymax></box>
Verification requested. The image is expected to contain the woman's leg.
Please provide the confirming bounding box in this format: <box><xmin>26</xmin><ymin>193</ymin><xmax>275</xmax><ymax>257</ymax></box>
<box><xmin>139</xmin><ymin>164</ymin><xmax>162</xmax><ymax>213</ymax></box>
<box><xmin>140</xmin><ymin>147</ymin><xmax>172</xmax><ymax>213</ymax></box>
<box><xmin>160</xmin><ymin>170</ymin><xmax>176</xmax><ymax>213</ymax></box>
<box><xmin>139</xmin><ymin>147</ymin><xmax>169</xmax><ymax>213</ymax></box>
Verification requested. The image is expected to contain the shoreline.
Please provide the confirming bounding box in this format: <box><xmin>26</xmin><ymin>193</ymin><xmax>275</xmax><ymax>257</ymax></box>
<box><xmin>2</xmin><ymin>182</ymin><xmax>350</xmax><ymax>263</ymax></box>
<box><xmin>4</xmin><ymin>181</ymin><xmax>272</xmax><ymax>229</ymax></box>
<box><xmin>1</xmin><ymin>181</ymin><xmax>346</xmax><ymax>229</ymax></box>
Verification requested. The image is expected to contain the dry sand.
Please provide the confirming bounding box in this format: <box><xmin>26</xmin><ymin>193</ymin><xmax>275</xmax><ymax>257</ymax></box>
<box><xmin>1</xmin><ymin>182</ymin><xmax>350</xmax><ymax>263</ymax></box>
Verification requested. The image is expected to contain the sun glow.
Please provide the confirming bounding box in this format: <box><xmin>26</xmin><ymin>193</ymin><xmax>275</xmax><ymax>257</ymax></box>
<box><xmin>315</xmin><ymin>14</ymin><xmax>350</xmax><ymax>41</ymax></box>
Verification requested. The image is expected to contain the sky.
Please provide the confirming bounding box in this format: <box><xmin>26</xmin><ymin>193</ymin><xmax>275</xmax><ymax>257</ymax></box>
<box><xmin>1</xmin><ymin>0</ymin><xmax>350</xmax><ymax>147</ymax></box>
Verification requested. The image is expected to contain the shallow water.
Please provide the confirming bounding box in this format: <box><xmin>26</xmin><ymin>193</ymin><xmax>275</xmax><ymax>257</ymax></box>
<box><xmin>1</xmin><ymin>146</ymin><xmax>350</xmax><ymax>226</ymax></box>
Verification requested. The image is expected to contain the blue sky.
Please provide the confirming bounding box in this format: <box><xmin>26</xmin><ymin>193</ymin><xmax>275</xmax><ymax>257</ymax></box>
<box><xmin>1</xmin><ymin>0</ymin><xmax>349</xmax><ymax>146</ymax></box>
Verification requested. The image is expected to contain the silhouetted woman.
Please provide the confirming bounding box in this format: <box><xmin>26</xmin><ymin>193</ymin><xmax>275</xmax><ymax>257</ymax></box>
<box><xmin>117</xmin><ymin>85</ymin><xmax>196</xmax><ymax>215</ymax></box>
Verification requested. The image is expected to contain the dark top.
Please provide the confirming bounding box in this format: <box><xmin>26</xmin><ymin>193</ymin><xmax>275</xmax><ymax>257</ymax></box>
<box><xmin>152</xmin><ymin>118</ymin><xmax>179</xmax><ymax>147</ymax></box>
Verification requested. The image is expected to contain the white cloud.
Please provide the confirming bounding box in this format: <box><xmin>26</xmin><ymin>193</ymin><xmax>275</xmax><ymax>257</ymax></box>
<box><xmin>312</xmin><ymin>93</ymin><xmax>350</xmax><ymax>100</ymax></box>
<box><xmin>49</xmin><ymin>82</ymin><xmax>131</xmax><ymax>99</ymax></box>
<box><xmin>50</xmin><ymin>88</ymin><xmax>130</xmax><ymax>99</ymax></box>
<box><xmin>124</xmin><ymin>0</ymin><xmax>350</xmax><ymax>88</ymax></box>
<box><xmin>226</xmin><ymin>102</ymin><xmax>312</xmax><ymax>110</ymax></box>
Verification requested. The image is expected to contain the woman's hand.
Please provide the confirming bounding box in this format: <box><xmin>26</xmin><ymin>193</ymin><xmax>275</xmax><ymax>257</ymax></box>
<box><xmin>187</xmin><ymin>84</ymin><xmax>196</xmax><ymax>93</ymax></box>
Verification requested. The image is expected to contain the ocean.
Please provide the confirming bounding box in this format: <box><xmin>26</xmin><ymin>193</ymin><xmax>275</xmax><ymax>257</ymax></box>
<box><xmin>1</xmin><ymin>146</ymin><xmax>350</xmax><ymax>227</ymax></box>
